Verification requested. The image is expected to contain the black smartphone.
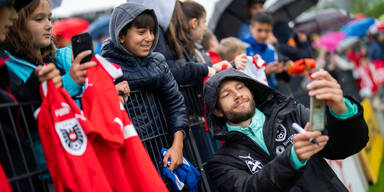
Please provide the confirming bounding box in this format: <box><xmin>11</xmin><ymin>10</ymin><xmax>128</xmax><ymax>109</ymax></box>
<box><xmin>71</xmin><ymin>33</ymin><xmax>94</xmax><ymax>64</ymax></box>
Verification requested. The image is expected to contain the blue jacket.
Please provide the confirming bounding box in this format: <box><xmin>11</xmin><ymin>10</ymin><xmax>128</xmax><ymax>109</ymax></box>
<box><xmin>369</xmin><ymin>41</ymin><xmax>384</xmax><ymax>61</ymax></box>
<box><xmin>5</xmin><ymin>47</ymin><xmax>82</xmax><ymax>102</ymax></box>
<box><xmin>242</xmin><ymin>36</ymin><xmax>276</xmax><ymax>64</ymax></box>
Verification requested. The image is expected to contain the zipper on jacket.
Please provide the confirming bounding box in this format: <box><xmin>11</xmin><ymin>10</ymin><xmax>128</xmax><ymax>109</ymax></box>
<box><xmin>263</xmin><ymin>100</ymin><xmax>290</xmax><ymax>157</ymax></box>
<box><xmin>231</xmin><ymin>131</ymin><xmax>271</xmax><ymax>160</ymax></box>
<box><xmin>248</xmin><ymin>127</ymin><xmax>256</xmax><ymax>136</ymax></box>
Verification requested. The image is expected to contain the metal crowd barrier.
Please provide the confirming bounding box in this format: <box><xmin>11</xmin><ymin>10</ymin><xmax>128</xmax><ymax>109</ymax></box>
<box><xmin>0</xmin><ymin>102</ymin><xmax>50</xmax><ymax>192</ymax></box>
<box><xmin>0</xmin><ymin>85</ymin><xmax>220</xmax><ymax>191</ymax></box>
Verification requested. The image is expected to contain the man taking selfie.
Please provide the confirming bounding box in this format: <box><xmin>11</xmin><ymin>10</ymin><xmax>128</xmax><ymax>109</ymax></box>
<box><xmin>203</xmin><ymin>69</ymin><xmax>368</xmax><ymax>192</ymax></box>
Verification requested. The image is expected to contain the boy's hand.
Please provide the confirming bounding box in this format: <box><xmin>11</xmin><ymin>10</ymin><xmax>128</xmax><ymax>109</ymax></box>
<box><xmin>70</xmin><ymin>50</ymin><xmax>97</xmax><ymax>84</ymax></box>
<box><xmin>116</xmin><ymin>81</ymin><xmax>130</xmax><ymax>104</ymax></box>
<box><xmin>163</xmin><ymin>131</ymin><xmax>184</xmax><ymax>171</ymax></box>
<box><xmin>35</xmin><ymin>63</ymin><xmax>62</xmax><ymax>88</ymax></box>
<box><xmin>234</xmin><ymin>53</ymin><xmax>247</xmax><ymax>70</ymax></box>
<box><xmin>265</xmin><ymin>61</ymin><xmax>284</xmax><ymax>75</ymax></box>
<box><xmin>294</xmin><ymin>123</ymin><xmax>329</xmax><ymax>161</ymax></box>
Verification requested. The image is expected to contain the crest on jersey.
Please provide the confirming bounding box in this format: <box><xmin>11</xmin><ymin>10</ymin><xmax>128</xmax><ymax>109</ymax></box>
<box><xmin>55</xmin><ymin>118</ymin><xmax>87</xmax><ymax>156</ymax></box>
<box><xmin>239</xmin><ymin>154</ymin><xmax>264</xmax><ymax>174</ymax></box>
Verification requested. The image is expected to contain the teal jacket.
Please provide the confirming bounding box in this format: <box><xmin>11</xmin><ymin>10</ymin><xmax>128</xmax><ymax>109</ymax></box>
<box><xmin>6</xmin><ymin>46</ymin><xmax>82</xmax><ymax>102</ymax></box>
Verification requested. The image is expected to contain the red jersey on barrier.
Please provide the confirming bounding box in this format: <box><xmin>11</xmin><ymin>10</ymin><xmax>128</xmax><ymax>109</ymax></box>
<box><xmin>36</xmin><ymin>80</ymin><xmax>112</xmax><ymax>192</ymax></box>
<box><xmin>81</xmin><ymin>55</ymin><xmax>168</xmax><ymax>192</ymax></box>
<box><xmin>0</xmin><ymin>164</ymin><xmax>11</xmax><ymax>192</ymax></box>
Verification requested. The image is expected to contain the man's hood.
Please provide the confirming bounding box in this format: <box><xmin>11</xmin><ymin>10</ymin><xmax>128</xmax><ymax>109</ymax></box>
<box><xmin>203</xmin><ymin>69</ymin><xmax>282</xmax><ymax>140</ymax></box>
<box><xmin>107</xmin><ymin>2</ymin><xmax>159</xmax><ymax>56</ymax></box>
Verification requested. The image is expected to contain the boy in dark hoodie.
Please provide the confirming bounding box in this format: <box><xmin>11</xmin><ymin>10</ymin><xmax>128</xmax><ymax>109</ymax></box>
<box><xmin>101</xmin><ymin>3</ymin><xmax>187</xmax><ymax>172</ymax></box>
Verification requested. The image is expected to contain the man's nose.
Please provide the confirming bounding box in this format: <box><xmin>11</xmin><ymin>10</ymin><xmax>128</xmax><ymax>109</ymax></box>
<box><xmin>233</xmin><ymin>90</ymin><xmax>242</xmax><ymax>100</ymax></box>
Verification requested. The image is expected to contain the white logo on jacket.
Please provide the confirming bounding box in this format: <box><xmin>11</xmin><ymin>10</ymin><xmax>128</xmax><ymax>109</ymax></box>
<box><xmin>239</xmin><ymin>153</ymin><xmax>264</xmax><ymax>174</ymax></box>
<box><xmin>55</xmin><ymin>102</ymin><xmax>70</xmax><ymax>117</ymax></box>
<box><xmin>55</xmin><ymin>118</ymin><xmax>87</xmax><ymax>156</ymax></box>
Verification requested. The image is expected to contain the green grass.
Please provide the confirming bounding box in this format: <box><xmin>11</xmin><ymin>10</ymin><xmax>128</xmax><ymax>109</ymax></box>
<box><xmin>369</xmin><ymin>147</ymin><xmax>384</xmax><ymax>192</ymax></box>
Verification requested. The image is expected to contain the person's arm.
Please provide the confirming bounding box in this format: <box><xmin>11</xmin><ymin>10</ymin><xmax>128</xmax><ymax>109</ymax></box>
<box><xmin>156</xmin><ymin>55</ymin><xmax>188</xmax><ymax>170</ymax></box>
<box><xmin>206</xmin><ymin>145</ymin><xmax>303</xmax><ymax>192</ymax></box>
<box><xmin>305</xmin><ymin>69</ymin><xmax>369</xmax><ymax>159</ymax></box>
<box><xmin>172</xmin><ymin>59</ymin><xmax>209</xmax><ymax>85</ymax></box>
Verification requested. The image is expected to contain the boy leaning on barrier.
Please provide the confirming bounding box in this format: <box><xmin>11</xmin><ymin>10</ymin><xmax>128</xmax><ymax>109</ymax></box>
<box><xmin>101</xmin><ymin>2</ymin><xmax>188</xmax><ymax>171</ymax></box>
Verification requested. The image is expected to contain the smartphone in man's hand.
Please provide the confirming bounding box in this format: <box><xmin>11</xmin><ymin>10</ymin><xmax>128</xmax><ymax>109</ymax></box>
<box><xmin>309</xmin><ymin>96</ymin><xmax>325</xmax><ymax>131</ymax></box>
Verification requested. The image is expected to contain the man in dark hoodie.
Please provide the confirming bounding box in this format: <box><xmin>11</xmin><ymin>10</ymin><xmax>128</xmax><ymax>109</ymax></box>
<box><xmin>101</xmin><ymin>3</ymin><xmax>187</xmax><ymax>171</ymax></box>
<box><xmin>203</xmin><ymin>68</ymin><xmax>368</xmax><ymax>192</ymax></box>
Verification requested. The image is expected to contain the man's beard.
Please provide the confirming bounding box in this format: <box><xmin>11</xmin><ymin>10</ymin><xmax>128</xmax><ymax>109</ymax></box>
<box><xmin>222</xmin><ymin>99</ymin><xmax>256</xmax><ymax>124</ymax></box>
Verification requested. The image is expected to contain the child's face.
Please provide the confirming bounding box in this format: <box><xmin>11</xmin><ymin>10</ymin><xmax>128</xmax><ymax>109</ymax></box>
<box><xmin>190</xmin><ymin>14</ymin><xmax>207</xmax><ymax>42</ymax></box>
<box><xmin>120</xmin><ymin>26</ymin><xmax>154</xmax><ymax>57</ymax></box>
<box><xmin>27</xmin><ymin>0</ymin><xmax>52</xmax><ymax>50</ymax></box>
<box><xmin>0</xmin><ymin>4</ymin><xmax>18</xmax><ymax>42</ymax></box>
<box><xmin>249</xmin><ymin>22</ymin><xmax>272</xmax><ymax>44</ymax></box>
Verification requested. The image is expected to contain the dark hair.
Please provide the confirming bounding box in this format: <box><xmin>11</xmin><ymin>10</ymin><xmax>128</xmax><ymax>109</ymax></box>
<box><xmin>171</xmin><ymin>0</ymin><xmax>195</xmax><ymax>57</ymax></box>
<box><xmin>180</xmin><ymin>1</ymin><xmax>206</xmax><ymax>21</ymax></box>
<box><xmin>248</xmin><ymin>0</ymin><xmax>266</xmax><ymax>6</ymax></box>
<box><xmin>251</xmin><ymin>12</ymin><xmax>273</xmax><ymax>25</ymax></box>
<box><xmin>3</xmin><ymin>0</ymin><xmax>56</xmax><ymax>64</ymax></box>
<box><xmin>120</xmin><ymin>11</ymin><xmax>156</xmax><ymax>36</ymax></box>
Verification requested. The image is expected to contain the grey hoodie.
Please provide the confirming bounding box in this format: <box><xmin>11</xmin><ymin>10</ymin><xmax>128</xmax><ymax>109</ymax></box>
<box><xmin>107</xmin><ymin>2</ymin><xmax>159</xmax><ymax>56</ymax></box>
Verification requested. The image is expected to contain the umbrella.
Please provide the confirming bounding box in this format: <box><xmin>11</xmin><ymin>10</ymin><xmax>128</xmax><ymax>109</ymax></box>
<box><xmin>293</xmin><ymin>9</ymin><xmax>352</xmax><ymax>34</ymax></box>
<box><xmin>53</xmin><ymin>18</ymin><xmax>89</xmax><ymax>41</ymax></box>
<box><xmin>126</xmin><ymin>0</ymin><xmax>175</xmax><ymax>30</ymax></box>
<box><xmin>337</xmin><ymin>36</ymin><xmax>359</xmax><ymax>53</ymax></box>
<box><xmin>313</xmin><ymin>32</ymin><xmax>346</xmax><ymax>52</ymax></box>
<box><xmin>208</xmin><ymin>0</ymin><xmax>248</xmax><ymax>40</ymax></box>
<box><xmin>88</xmin><ymin>15</ymin><xmax>110</xmax><ymax>40</ymax></box>
<box><xmin>266</xmin><ymin>0</ymin><xmax>319</xmax><ymax>23</ymax></box>
<box><xmin>340</xmin><ymin>17</ymin><xmax>375</xmax><ymax>37</ymax></box>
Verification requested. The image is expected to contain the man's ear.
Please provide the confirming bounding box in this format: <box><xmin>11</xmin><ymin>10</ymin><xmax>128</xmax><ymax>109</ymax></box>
<box><xmin>213</xmin><ymin>108</ymin><xmax>224</xmax><ymax>117</ymax></box>
<box><xmin>189</xmin><ymin>18</ymin><xmax>198</xmax><ymax>29</ymax></box>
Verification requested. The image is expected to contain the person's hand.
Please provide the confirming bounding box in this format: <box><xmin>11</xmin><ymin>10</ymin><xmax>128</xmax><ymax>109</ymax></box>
<box><xmin>35</xmin><ymin>63</ymin><xmax>62</xmax><ymax>88</ymax></box>
<box><xmin>69</xmin><ymin>50</ymin><xmax>97</xmax><ymax>84</ymax></box>
<box><xmin>207</xmin><ymin>66</ymin><xmax>216</xmax><ymax>77</ymax></box>
<box><xmin>265</xmin><ymin>61</ymin><xmax>284</xmax><ymax>75</ymax></box>
<box><xmin>116</xmin><ymin>81</ymin><xmax>130</xmax><ymax>104</ymax></box>
<box><xmin>307</xmin><ymin>69</ymin><xmax>347</xmax><ymax>114</ymax></box>
<box><xmin>294</xmin><ymin>123</ymin><xmax>329</xmax><ymax>161</ymax></box>
<box><xmin>234</xmin><ymin>53</ymin><xmax>247</xmax><ymax>70</ymax></box>
<box><xmin>163</xmin><ymin>131</ymin><xmax>184</xmax><ymax>171</ymax></box>
<box><xmin>212</xmin><ymin>60</ymin><xmax>232</xmax><ymax>72</ymax></box>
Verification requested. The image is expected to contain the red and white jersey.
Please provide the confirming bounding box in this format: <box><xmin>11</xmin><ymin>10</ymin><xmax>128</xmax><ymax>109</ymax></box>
<box><xmin>81</xmin><ymin>55</ymin><xmax>168</xmax><ymax>192</ymax></box>
<box><xmin>36</xmin><ymin>80</ymin><xmax>112</xmax><ymax>192</ymax></box>
<box><xmin>239</xmin><ymin>56</ymin><xmax>268</xmax><ymax>86</ymax></box>
<box><xmin>0</xmin><ymin>164</ymin><xmax>11</xmax><ymax>192</ymax></box>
